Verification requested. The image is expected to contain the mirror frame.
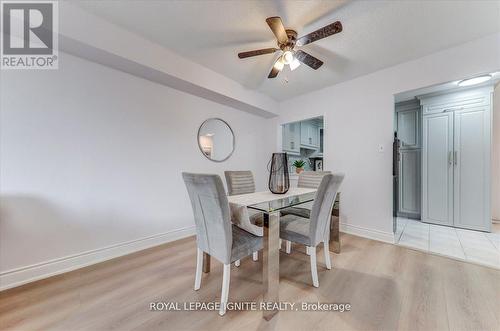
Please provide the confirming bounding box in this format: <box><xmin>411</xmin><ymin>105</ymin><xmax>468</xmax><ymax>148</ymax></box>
<box><xmin>197</xmin><ymin>118</ymin><xmax>235</xmax><ymax>162</ymax></box>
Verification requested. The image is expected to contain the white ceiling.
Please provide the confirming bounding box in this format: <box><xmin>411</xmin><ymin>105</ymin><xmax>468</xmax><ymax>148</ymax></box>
<box><xmin>76</xmin><ymin>0</ymin><xmax>500</xmax><ymax>101</ymax></box>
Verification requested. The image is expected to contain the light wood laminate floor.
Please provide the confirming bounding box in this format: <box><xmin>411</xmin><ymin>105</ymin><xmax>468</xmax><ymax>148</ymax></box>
<box><xmin>1</xmin><ymin>234</ymin><xmax>499</xmax><ymax>331</ymax></box>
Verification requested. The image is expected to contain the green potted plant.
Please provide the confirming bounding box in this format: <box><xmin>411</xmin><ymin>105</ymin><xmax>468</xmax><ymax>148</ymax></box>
<box><xmin>293</xmin><ymin>159</ymin><xmax>306</xmax><ymax>174</ymax></box>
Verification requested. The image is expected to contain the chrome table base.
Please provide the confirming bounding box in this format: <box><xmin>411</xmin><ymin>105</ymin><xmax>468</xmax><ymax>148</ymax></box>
<box><xmin>262</xmin><ymin>212</ymin><xmax>280</xmax><ymax>321</ymax></box>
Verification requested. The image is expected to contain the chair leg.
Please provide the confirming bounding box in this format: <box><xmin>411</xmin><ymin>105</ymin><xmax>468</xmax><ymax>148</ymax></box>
<box><xmin>285</xmin><ymin>240</ymin><xmax>291</xmax><ymax>254</ymax></box>
<box><xmin>194</xmin><ymin>248</ymin><xmax>203</xmax><ymax>290</ymax></box>
<box><xmin>252</xmin><ymin>251</ymin><xmax>258</xmax><ymax>261</ymax></box>
<box><xmin>309</xmin><ymin>246</ymin><xmax>319</xmax><ymax>288</ymax></box>
<box><xmin>219</xmin><ymin>264</ymin><xmax>231</xmax><ymax>316</ymax></box>
<box><xmin>235</xmin><ymin>260</ymin><xmax>240</xmax><ymax>267</ymax></box>
<box><xmin>324</xmin><ymin>241</ymin><xmax>332</xmax><ymax>270</ymax></box>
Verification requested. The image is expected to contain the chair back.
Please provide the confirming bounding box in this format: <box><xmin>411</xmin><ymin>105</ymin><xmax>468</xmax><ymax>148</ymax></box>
<box><xmin>309</xmin><ymin>173</ymin><xmax>344</xmax><ymax>245</ymax></box>
<box><xmin>298</xmin><ymin>171</ymin><xmax>332</xmax><ymax>189</ymax></box>
<box><xmin>182</xmin><ymin>173</ymin><xmax>232</xmax><ymax>263</ymax></box>
<box><xmin>224</xmin><ymin>170</ymin><xmax>256</xmax><ymax>196</ymax></box>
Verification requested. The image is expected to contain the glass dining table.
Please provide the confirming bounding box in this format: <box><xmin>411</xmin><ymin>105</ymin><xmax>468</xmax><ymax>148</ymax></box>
<box><xmin>224</xmin><ymin>187</ymin><xmax>341</xmax><ymax>321</ymax></box>
<box><xmin>249</xmin><ymin>190</ymin><xmax>315</xmax><ymax>321</ymax></box>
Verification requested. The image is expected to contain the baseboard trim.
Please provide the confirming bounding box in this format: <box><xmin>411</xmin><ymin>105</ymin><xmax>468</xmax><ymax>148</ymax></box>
<box><xmin>0</xmin><ymin>226</ymin><xmax>196</xmax><ymax>291</ymax></box>
<box><xmin>340</xmin><ymin>223</ymin><xmax>395</xmax><ymax>244</ymax></box>
<box><xmin>2</xmin><ymin>222</ymin><xmax>394</xmax><ymax>291</ymax></box>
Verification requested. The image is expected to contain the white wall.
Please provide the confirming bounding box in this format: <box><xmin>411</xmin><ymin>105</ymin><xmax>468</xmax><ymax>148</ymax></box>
<box><xmin>0</xmin><ymin>52</ymin><xmax>273</xmax><ymax>289</ymax></box>
<box><xmin>277</xmin><ymin>33</ymin><xmax>500</xmax><ymax>241</ymax></box>
<box><xmin>493</xmin><ymin>83</ymin><xmax>500</xmax><ymax>221</ymax></box>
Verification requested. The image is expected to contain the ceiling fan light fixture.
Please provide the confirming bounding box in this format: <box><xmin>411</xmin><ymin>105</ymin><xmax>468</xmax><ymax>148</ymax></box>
<box><xmin>273</xmin><ymin>57</ymin><xmax>285</xmax><ymax>71</ymax></box>
<box><xmin>238</xmin><ymin>16</ymin><xmax>342</xmax><ymax>79</ymax></box>
<box><xmin>290</xmin><ymin>57</ymin><xmax>301</xmax><ymax>71</ymax></box>
<box><xmin>282</xmin><ymin>50</ymin><xmax>294</xmax><ymax>65</ymax></box>
<box><xmin>457</xmin><ymin>74</ymin><xmax>492</xmax><ymax>87</ymax></box>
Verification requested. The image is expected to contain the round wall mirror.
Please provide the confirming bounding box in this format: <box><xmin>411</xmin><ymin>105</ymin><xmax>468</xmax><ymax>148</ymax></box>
<box><xmin>197</xmin><ymin>118</ymin><xmax>235</xmax><ymax>162</ymax></box>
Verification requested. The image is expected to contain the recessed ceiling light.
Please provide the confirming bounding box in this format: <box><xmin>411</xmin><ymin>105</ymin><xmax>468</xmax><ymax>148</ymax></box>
<box><xmin>457</xmin><ymin>74</ymin><xmax>492</xmax><ymax>87</ymax></box>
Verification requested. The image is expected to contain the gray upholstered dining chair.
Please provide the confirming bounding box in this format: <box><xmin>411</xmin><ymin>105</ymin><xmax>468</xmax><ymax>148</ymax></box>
<box><xmin>279</xmin><ymin>173</ymin><xmax>344</xmax><ymax>287</ymax></box>
<box><xmin>224</xmin><ymin>170</ymin><xmax>256</xmax><ymax>195</ymax></box>
<box><xmin>298</xmin><ymin>171</ymin><xmax>333</xmax><ymax>188</ymax></box>
<box><xmin>182</xmin><ymin>173</ymin><xmax>263</xmax><ymax>316</ymax></box>
<box><xmin>224</xmin><ymin>170</ymin><xmax>262</xmax><ymax>262</ymax></box>
<box><xmin>281</xmin><ymin>171</ymin><xmax>332</xmax><ymax>254</ymax></box>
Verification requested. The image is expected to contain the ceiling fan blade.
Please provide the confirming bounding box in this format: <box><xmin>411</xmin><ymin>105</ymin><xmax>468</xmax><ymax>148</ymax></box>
<box><xmin>266</xmin><ymin>17</ymin><xmax>289</xmax><ymax>44</ymax></box>
<box><xmin>296</xmin><ymin>21</ymin><xmax>342</xmax><ymax>46</ymax></box>
<box><xmin>268</xmin><ymin>56</ymin><xmax>284</xmax><ymax>78</ymax></box>
<box><xmin>238</xmin><ymin>48</ymin><xmax>278</xmax><ymax>59</ymax></box>
<box><xmin>295</xmin><ymin>50</ymin><xmax>323</xmax><ymax>70</ymax></box>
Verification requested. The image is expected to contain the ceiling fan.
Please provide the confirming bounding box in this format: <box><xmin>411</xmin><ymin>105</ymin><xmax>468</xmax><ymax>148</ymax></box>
<box><xmin>238</xmin><ymin>17</ymin><xmax>342</xmax><ymax>78</ymax></box>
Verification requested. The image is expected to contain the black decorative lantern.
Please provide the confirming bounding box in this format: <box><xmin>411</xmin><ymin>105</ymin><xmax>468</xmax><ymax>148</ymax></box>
<box><xmin>268</xmin><ymin>153</ymin><xmax>290</xmax><ymax>194</ymax></box>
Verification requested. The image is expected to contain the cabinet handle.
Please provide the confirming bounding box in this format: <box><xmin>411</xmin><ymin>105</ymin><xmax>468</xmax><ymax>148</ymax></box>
<box><xmin>448</xmin><ymin>151</ymin><xmax>453</xmax><ymax>166</ymax></box>
<box><xmin>454</xmin><ymin>151</ymin><xmax>458</xmax><ymax>166</ymax></box>
<box><xmin>290</xmin><ymin>141</ymin><xmax>294</xmax><ymax>149</ymax></box>
<box><xmin>309</xmin><ymin>137</ymin><xmax>312</xmax><ymax>144</ymax></box>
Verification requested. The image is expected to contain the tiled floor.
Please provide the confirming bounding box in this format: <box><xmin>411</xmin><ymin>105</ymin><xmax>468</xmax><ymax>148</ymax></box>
<box><xmin>395</xmin><ymin>218</ymin><xmax>500</xmax><ymax>269</ymax></box>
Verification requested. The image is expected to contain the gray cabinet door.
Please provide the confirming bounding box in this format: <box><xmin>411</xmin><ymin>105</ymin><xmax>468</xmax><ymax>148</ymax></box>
<box><xmin>311</xmin><ymin>124</ymin><xmax>320</xmax><ymax>147</ymax></box>
<box><xmin>397</xmin><ymin>109</ymin><xmax>420</xmax><ymax>149</ymax></box>
<box><xmin>300</xmin><ymin>121</ymin><xmax>319</xmax><ymax>149</ymax></box>
<box><xmin>398</xmin><ymin>149</ymin><xmax>421</xmax><ymax>218</ymax></box>
<box><xmin>420</xmin><ymin>90</ymin><xmax>491</xmax><ymax>115</ymax></box>
<box><xmin>300</xmin><ymin>121</ymin><xmax>310</xmax><ymax>146</ymax></box>
<box><xmin>283</xmin><ymin>123</ymin><xmax>300</xmax><ymax>155</ymax></box>
<box><xmin>290</xmin><ymin>122</ymin><xmax>300</xmax><ymax>153</ymax></box>
<box><xmin>422</xmin><ymin>112</ymin><xmax>454</xmax><ymax>226</ymax></box>
<box><xmin>453</xmin><ymin>106</ymin><xmax>491</xmax><ymax>231</ymax></box>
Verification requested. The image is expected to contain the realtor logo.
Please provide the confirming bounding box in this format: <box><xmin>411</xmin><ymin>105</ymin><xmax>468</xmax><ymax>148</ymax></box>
<box><xmin>1</xmin><ymin>1</ymin><xmax>58</xmax><ymax>69</ymax></box>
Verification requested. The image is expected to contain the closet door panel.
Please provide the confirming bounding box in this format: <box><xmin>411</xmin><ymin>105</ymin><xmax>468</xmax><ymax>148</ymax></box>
<box><xmin>422</xmin><ymin>112</ymin><xmax>454</xmax><ymax>225</ymax></box>
<box><xmin>453</xmin><ymin>107</ymin><xmax>491</xmax><ymax>231</ymax></box>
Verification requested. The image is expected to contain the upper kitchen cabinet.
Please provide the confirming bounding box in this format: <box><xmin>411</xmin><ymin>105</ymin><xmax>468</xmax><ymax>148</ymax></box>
<box><xmin>300</xmin><ymin>120</ymin><xmax>320</xmax><ymax>149</ymax></box>
<box><xmin>282</xmin><ymin>122</ymin><xmax>301</xmax><ymax>155</ymax></box>
<box><xmin>396</xmin><ymin>100</ymin><xmax>421</xmax><ymax>149</ymax></box>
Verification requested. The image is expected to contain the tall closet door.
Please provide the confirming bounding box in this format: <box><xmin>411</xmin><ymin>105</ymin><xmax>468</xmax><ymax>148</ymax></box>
<box><xmin>422</xmin><ymin>112</ymin><xmax>454</xmax><ymax>226</ymax></box>
<box><xmin>453</xmin><ymin>106</ymin><xmax>491</xmax><ymax>231</ymax></box>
